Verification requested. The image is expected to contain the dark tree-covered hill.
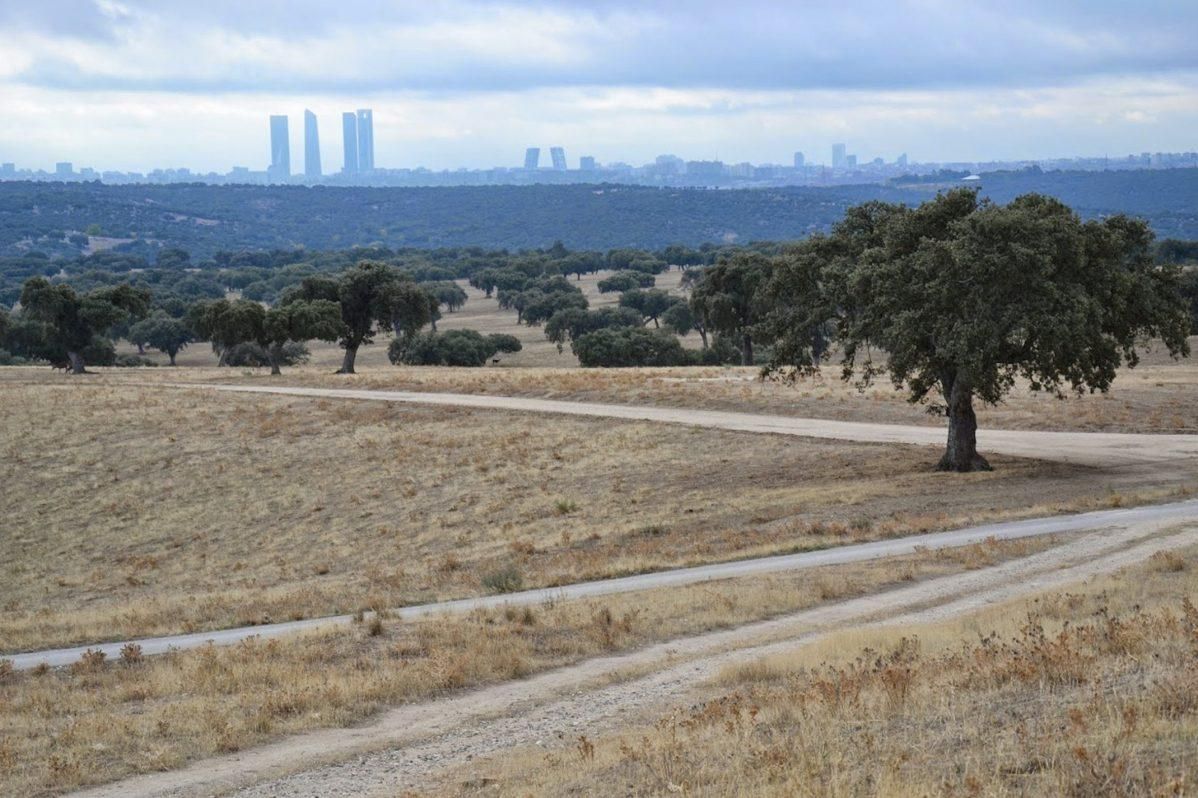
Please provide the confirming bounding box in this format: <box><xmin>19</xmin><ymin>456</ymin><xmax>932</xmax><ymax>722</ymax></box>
<box><xmin>1</xmin><ymin>168</ymin><xmax>1195</xmax><ymax>260</ymax></box>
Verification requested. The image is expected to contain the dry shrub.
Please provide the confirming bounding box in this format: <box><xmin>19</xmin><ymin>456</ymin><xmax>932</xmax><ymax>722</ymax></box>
<box><xmin>72</xmin><ymin>649</ymin><xmax>107</xmax><ymax>674</ymax></box>
<box><xmin>482</xmin><ymin>565</ymin><xmax>524</xmax><ymax>594</ymax></box>
<box><xmin>119</xmin><ymin>643</ymin><xmax>143</xmax><ymax>666</ymax></box>
<box><xmin>1148</xmin><ymin>550</ymin><xmax>1187</xmax><ymax>573</ymax></box>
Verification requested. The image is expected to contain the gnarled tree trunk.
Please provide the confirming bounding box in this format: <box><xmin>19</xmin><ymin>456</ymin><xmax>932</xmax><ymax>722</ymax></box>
<box><xmin>268</xmin><ymin>344</ymin><xmax>282</xmax><ymax>376</ymax></box>
<box><xmin>168</xmin><ymin>349</ymin><xmax>178</xmax><ymax>366</ymax></box>
<box><xmin>938</xmin><ymin>373</ymin><xmax>991</xmax><ymax>472</ymax></box>
<box><xmin>338</xmin><ymin>344</ymin><xmax>358</xmax><ymax>374</ymax></box>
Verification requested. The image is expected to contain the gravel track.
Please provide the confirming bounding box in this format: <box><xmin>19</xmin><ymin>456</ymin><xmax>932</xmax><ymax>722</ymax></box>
<box><xmin>68</xmin><ymin>520</ymin><xmax>1196</xmax><ymax>798</ymax></box>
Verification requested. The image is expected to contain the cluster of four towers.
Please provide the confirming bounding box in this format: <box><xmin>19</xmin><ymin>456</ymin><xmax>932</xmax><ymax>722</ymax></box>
<box><xmin>269</xmin><ymin>109</ymin><xmax>374</xmax><ymax>179</ymax></box>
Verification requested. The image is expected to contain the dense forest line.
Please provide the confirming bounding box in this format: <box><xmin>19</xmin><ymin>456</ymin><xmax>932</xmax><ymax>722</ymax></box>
<box><xmin>1</xmin><ymin>168</ymin><xmax>1195</xmax><ymax>260</ymax></box>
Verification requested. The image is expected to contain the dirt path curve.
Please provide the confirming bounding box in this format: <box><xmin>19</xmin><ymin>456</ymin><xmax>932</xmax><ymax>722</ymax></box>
<box><xmin>12</xmin><ymin>497</ymin><xmax>1198</xmax><ymax>669</ymax></box>
<box><xmin>69</xmin><ymin>520</ymin><xmax>1196</xmax><ymax>798</ymax></box>
<box><xmin>169</xmin><ymin>382</ymin><xmax>1198</xmax><ymax>467</ymax></box>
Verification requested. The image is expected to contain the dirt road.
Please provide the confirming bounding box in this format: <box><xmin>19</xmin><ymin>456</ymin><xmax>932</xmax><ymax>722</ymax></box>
<box><xmin>167</xmin><ymin>383</ymin><xmax>1198</xmax><ymax>467</ymax></box>
<box><xmin>11</xmin><ymin>497</ymin><xmax>1198</xmax><ymax>669</ymax></box>
<box><xmin>68</xmin><ymin>519</ymin><xmax>1195</xmax><ymax>798</ymax></box>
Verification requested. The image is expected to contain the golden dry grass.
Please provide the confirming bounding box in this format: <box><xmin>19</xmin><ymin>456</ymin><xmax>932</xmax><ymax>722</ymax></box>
<box><xmin>459</xmin><ymin>542</ymin><xmax>1198</xmax><ymax>798</ymax></box>
<box><xmin>4</xmin><ymin>379</ymin><xmax>1191</xmax><ymax>650</ymax></box>
<box><xmin>0</xmin><ymin>536</ymin><xmax>1052</xmax><ymax>797</ymax></box>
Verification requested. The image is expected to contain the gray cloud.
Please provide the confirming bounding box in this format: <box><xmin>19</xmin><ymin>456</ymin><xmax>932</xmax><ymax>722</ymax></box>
<box><xmin>6</xmin><ymin>0</ymin><xmax>1197</xmax><ymax>94</ymax></box>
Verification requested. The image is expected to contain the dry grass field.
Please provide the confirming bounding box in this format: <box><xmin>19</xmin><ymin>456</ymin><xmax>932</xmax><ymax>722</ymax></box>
<box><xmin>443</xmin><ymin>542</ymin><xmax>1198</xmax><ymax>797</ymax></box>
<box><xmin>0</xmin><ymin>537</ymin><xmax>1052</xmax><ymax>796</ymax></box>
<box><xmin>3</xmin><ymin>377</ymin><xmax>1192</xmax><ymax>651</ymax></box>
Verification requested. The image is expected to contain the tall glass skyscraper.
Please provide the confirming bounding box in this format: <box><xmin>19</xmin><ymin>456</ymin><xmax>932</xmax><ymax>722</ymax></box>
<box><xmin>342</xmin><ymin>112</ymin><xmax>359</xmax><ymax>174</ymax></box>
<box><xmin>550</xmin><ymin>147</ymin><xmax>567</xmax><ymax>170</ymax></box>
<box><xmin>356</xmin><ymin>109</ymin><xmax>374</xmax><ymax>171</ymax></box>
<box><xmin>303</xmin><ymin>110</ymin><xmax>321</xmax><ymax>178</ymax></box>
<box><xmin>524</xmin><ymin>148</ymin><xmax>540</xmax><ymax>169</ymax></box>
<box><xmin>269</xmin><ymin>115</ymin><xmax>290</xmax><ymax>179</ymax></box>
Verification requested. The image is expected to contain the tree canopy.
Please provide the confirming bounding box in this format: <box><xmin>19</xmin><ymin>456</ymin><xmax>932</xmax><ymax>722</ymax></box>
<box><xmin>762</xmin><ymin>189</ymin><xmax>1191</xmax><ymax>472</ymax></box>
<box><xmin>19</xmin><ymin>277</ymin><xmax>150</xmax><ymax>372</ymax></box>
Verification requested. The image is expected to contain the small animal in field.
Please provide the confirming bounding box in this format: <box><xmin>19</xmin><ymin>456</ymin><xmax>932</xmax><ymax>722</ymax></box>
<box><xmin>50</xmin><ymin>360</ymin><xmax>71</xmax><ymax>373</ymax></box>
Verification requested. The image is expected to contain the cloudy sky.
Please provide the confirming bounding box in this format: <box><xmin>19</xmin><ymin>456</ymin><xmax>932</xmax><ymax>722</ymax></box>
<box><xmin>0</xmin><ymin>0</ymin><xmax>1195</xmax><ymax>172</ymax></box>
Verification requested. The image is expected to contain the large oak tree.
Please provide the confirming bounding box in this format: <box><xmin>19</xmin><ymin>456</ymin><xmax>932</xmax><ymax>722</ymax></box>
<box><xmin>763</xmin><ymin>190</ymin><xmax>1191</xmax><ymax>472</ymax></box>
<box><xmin>19</xmin><ymin>277</ymin><xmax>150</xmax><ymax>373</ymax></box>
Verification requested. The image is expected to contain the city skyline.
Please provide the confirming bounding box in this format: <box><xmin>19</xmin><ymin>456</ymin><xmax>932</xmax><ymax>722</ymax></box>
<box><xmin>0</xmin><ymin>3</ymin><xmax>1195</xmax><ymax>173</ymax></box>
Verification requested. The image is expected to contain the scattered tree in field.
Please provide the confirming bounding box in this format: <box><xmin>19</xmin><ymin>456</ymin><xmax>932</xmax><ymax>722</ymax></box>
<box><xmin>544</xmin><ymin>306</ymin><xmax>643</xmax><ymax>352</ymax></box>
<box><xmin>573</xmin><ymin>327</ymin><xmax>689</xmax><ymax>367</ymax></box>
<box><xmin>763</xmin><ymin>189</ymin><xmax>1191</xmax><ymax>472</ymax></box>
<box><xmin>618</xmin><ymin>288</ymin><xmax>681</xmax><ymax>328</ymax></box>
<box><xmin>390</xmin><ymin>329</ymin><xmax>522</xmax><ymax>366</ymax></box>
<box><xmin>1180</xmin><ymin>268</ymin><xmax>1198</xmax><ymax>333</ymax></box>
<box><xmin>689</xmin><ymin>254</ymin><xmax>771</xmax><ymax>364</ymax></box>
<box><xmin>661</xmin><ymin>302</ymin><xmax>703</xmax><ymax>344</ymax></box>
<box><xmin>188</xmin><ymin>298</ymin><xmax>266</xmax><ymax>366</ymax></box>
<box><xmin>597</xmin><ymin>272</ymin><xmax>655</xmax><ymax>293</ymax></box>
<box><xmin>262</xmin><ymin>300</ymin><xmax>342</xmax><ymax>374</ymax></box>
<box><xmin>282</xmin><ymin>262</ymin><xmax>430</xmax><ymax>374</ymax></box>
<box><xmin>660</xmin><ymin>244</ymin><xmax>705</xmax><ymax>268</ymax></box>
<box><xmin>426</xmin><ymin>281</ymin><xmax>468</xmax><ymax>313</ymax></box>
<box><xmin>128</xmin><ymin>313</ymin><xmax>194</xmax><ymax>365</ymax></box>
<box><xmin>19</xmin><ymin>277</ymin><xmax>150</xmax><ymax>373</ymax></box>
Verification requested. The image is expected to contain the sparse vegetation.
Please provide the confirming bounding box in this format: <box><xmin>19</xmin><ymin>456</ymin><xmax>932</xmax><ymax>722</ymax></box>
<box><xmin>457</xmin><ymin>543</ymin><xmax>1198</xmax><ymax>797</ymax></box>
<box><xmin>0</xmin><ymin>538</ymin><xmax>1052</xmax><ymax>796</ymax></box>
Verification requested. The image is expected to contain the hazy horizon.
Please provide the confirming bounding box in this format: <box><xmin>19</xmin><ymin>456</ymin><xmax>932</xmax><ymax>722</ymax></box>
<box><xmin>1</xmin><ymin>1</ymin><xmax>1196</xmax><ymax>173</ymax></box>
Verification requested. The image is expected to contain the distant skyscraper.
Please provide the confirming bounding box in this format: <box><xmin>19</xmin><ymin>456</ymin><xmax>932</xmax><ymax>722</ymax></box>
<box><xmin>342</xmin><ymin>112</ymin><xmax>358</xmax><ymax>174</ymax></box>
<box><xmin>550</xmin><ymin>147</ymin><xmax>567</xmax><ymax>170</ymax></box>
<box><xmin>845</xmin><ymin>154</ymin><xmax>858</xmax><ymax>168</ymax></box>
<box><xmin>524</xmin><ymin>148</ymin><xmax>540</xmax><ymax>169</ymax></box>
<box><xmin>832</xmin><ymin>143</ymin><xmax>846</xmax><ymax>169</ymax></box>
<box><xmin>896</xmin><ymin>152</ymin><xmax>908</xmax><ymax>167</ymax></box>
<box><xmin>793</xmin><ymin>151</ymin><xmax>805</xmax><ymax>168</ymax></box>
<box><xmin>269</xmin><ymin>115</ymin><xmax>290</xmax><ymax>179</ymax></box>
<box><xmin>304</xmin><ymin>110</ymin><xmax>321</xmax><ymax>178</ymax></box>
<box><xmin>55</xmin><ymin>162</ymin><xmax>73</xmax><ymax>176</ymax></box>
<box><xmin>356</xmin><ymin>109</ymin><xmax>374</xmax><ymax>171</ymax></box>
<box><xmin>579</xmin><ymin>156</ymin><xmax>597</xmax><ymax>171</ymax></box>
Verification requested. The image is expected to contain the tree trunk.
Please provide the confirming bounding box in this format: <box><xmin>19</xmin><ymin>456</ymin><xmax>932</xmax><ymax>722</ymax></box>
<box><xmin>269</xmin><ymin>344</ymin><xmax>282</xmax><ymax>376</ymax></box>
<box><xmin>67</xmin><ymin>350</ymin><xmax>86</xmax><ymax>374</ymax></box>
<box><xmin>741</xmin><ymin>334</ymin><xmax>753</xmax><ymax>366</ymax></box>
<box><xmin>698</xmin><ymin>328</ymin><xmax>709</xmax><ymax>349</ymax></box>
<box><xmin>168</xmin><ymin>349</ymin><xmax>177</xmax><ymax>366</ymax></box>
<box><xmin>338</xmin><ymin>345</ymin><xmax>358</xmax><ymax>374</ymax></box>
<box><xmin>136</xmin><ymin>342</ymin><xmax>145</xmax><ymax>355</ymax></box>
<box><xmin>430</xmin><ymin>317</ymin><xmax>437</xmax><ymax>331</ymax></box>
<box><xmin>937</xmin><ymin>374</ymin><xmax>991</xmax><ymax>472</ymax></box>
<box><xmin>652</xmin><ymin>317</ymin><xmax>659</xmax><ymax>329</ymax></box>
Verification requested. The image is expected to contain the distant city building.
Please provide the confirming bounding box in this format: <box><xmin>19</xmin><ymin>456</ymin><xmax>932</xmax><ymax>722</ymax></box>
<box><xmin>832</xmin><ymin>143</ymin><xmax>846</xmax><ymax>169</ymax></box>
<box><xmin>56</xmin><ymin>162</ymin><xmax>73</xmax><ymax>176</ymax></box>
<box><xmin>845</xmin><ymin>154</ymin><xmax>857</xmax><ymax>168</ymax></box>
<box><xmin>685</xmin><ymin>160</ymin><xmax>725</xmax><ymax>181</ymax></box>
<box><xmin>304</xmin><ymin>109</ymin><xmax>321</xmax><ymax>178</ymax></box>
<box><xmin>524</xmin><ymin>148</ymin><xmax>540</xmax><ymax>169</ymax></box>
<box><xmin>579</xmin><ymin>156</ymin><xmax>597</xmax><ymax>171</ymax></box>
<box><xmin>342</xmin><ymin>112</ymin><xmax>359</xmax><ymax>174</ymax></box>
<box><xmin>896</xmin><ymin>153</ymin><xmax>908</xmax><ymax>167</ymax></box>
<box><xmin>269</xmin><ymin>115</ymin><xmax>290</xmax><ymax>179</ymax></box>
<box><xmin>550</xmin><ymin>147</ymin><xmax>567</xmax><ymax>170</ymax></box>
<box><xmin>731</xmin><ymin>162</ymin><xmax>755</xmax><ymax>178</ymax></box>
<box><xmin>793</xmin><ymin>151</ymin><xmax>805</xmax><ymax>168</ymax></box>
<box><xmin>1</xmin><ymin>162</ymin><xmax>16</xmax><ymax>177</ymax></box>
<box><xmin>356</xmin><ymin>109</ymin><xmax>374</xmax><ymax>171</ymax></box>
